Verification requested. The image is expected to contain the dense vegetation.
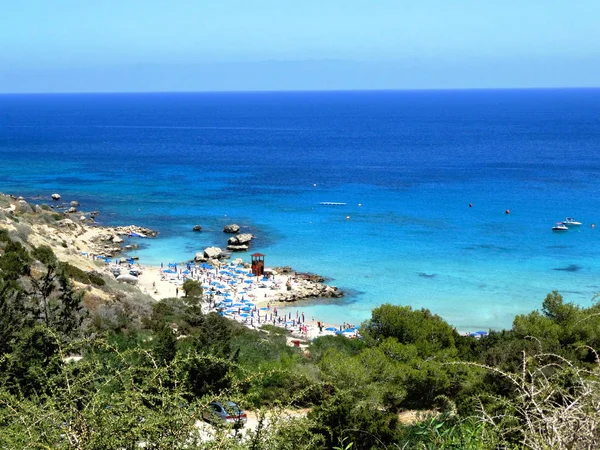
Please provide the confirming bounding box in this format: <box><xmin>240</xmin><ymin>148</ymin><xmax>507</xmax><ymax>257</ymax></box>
<box><xmin>1</xmin><ymin>226</ymin><xmax>599</xmax><ymax>449</ymax></box>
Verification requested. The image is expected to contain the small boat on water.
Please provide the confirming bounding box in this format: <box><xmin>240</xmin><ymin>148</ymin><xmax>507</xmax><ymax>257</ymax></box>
<box><xmin>552</xmin><ymin>222</ymin><xmax>569</xmax><ymax>231</ymax></box>
<box><xmin>563</xmin><ymin>217</ymin><xmax>582</xmax><ymax>226</ymax></box>
<box><xmin>319</xmin><ymin>202</ymin><xmax>347</xmax><ymax>206</ymax></box>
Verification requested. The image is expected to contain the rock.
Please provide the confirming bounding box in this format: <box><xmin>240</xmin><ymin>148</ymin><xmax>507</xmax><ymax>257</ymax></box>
<box><xmin>79</xmin><ymin>215</ymin><xmax>86</xmax><ymax>221</ymax></box>
<box><xmin>15</xmin><ymin>200</ymin><xmax>32</xmax><ymax>213</ymax></box>
<box><xmin>228</xmin><ymin>232</ymin><xmax>251</xmax><ymax>243</ymax></box>
<box><xmin>112</xmin><ymin>235</ymin><xmax>124</xmax><ymax>244</ymax></box>
<box><xmin>51</xmin><ymin>193</ymin><xmax>61</xmax><ymax>201</ymax></box>
<box><xmin>90</xmin><ymin>211</ymin><xmax>100</xmax><ymax>217</ymax></box>
<box><xmin>227</xmin><ymin>244</ymin><xmax>249</xmax><ymax>252</ymax></box>
<box><xmin>223</xmin><ymin>224</ymin><xmax>240</xmax><ymax>233</ymax></box>
<box><xmin>70</xmin><ymin>200</ymin><xmax>80</xmax><ymax>207</ymax></box>
<box><xmin>67</xmin><ymin>207</ymin><xmax>77</xmax><ymax>213</ymax></box>
<box><xmin>193</xmin><ymin>225</ymin><xmax>202</xmax><ymax>232</ymax></box>
<box><xmin>203</xmin><ymin>247</ymin><xmax>223</xmax><ymax>259</ymax></box>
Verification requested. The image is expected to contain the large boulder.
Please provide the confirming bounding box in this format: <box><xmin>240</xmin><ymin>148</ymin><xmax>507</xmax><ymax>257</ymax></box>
<box><xmin>203</xmin><ymin>247</ymin><xmax>223</xmax><ymax>259</ymax></box>
<box><xmin>51</xmin><ymin>193</ymin><xmax>61</xmax><ymax>201</ymax></box>
<box><xmin>223</xmin><ymin>224</ymin><xmax>240</xmax><ymax>233</ymax></box>
<box><xmin>228</xmin><ymin>233</ymin><xmax>253</xmax><ymax>246</ymax></box>
<box><xmin>70</xmin><ymin>200</ymin><xmax>80</xmax><ymax>207</ymax></box>
<box><xmin>15</xmin><ymin>200</ymin><xmax>33</xmax><ymax>213</ymax></box>
<box><xmin>67</xmin><ymin>207</ymin><xmax>77</xmax><ymax>213</ymax></box>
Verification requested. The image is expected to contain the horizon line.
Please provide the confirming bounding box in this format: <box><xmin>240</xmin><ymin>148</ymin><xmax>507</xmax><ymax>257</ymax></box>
<box><xmin>1</xmin><ymin>86</ymin><xmax>599</xmax><ymax>96</ymax></box>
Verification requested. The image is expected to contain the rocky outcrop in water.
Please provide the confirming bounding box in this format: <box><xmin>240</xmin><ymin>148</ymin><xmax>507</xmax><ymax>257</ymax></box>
<box><xmin>223</xmin><ymin>224</ymin><xmax>240</xmax><ymax>233</ymax></box>
<box><xmin>227</xmin><ymin>233</ymin><xmax>253</xmax><ymax>252</ymax></box>
<box><xmin>273</xmin><ymin>279</ymin><xmax>343</xmax><ymax>302</ymax></box>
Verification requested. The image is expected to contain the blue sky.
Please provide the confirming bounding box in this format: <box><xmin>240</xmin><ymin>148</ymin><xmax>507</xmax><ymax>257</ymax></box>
<box><xmin>1</xmin><ymin>0</ymin><xmax>599</xmax><ymax>92</ymax></box>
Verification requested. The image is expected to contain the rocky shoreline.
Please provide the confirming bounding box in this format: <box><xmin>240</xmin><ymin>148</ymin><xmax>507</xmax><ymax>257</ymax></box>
<box><xmin>0</xmin><ymin>192</ymin><xmax>344</xmax><ymax>303</ymax></box>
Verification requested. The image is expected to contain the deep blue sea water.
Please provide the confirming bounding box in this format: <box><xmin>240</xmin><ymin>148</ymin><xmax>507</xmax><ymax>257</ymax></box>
<box><xmin>2</xmin><ymin>89</ymin><xmax>600</xmax><ymax>331</ymax></box>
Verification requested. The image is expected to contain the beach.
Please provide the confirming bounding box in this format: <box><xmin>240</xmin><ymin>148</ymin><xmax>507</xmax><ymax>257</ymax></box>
<box><xmin>3</xmin><ymin>202</ymin><xmax>355</xmax><ymax>341</ymax></box>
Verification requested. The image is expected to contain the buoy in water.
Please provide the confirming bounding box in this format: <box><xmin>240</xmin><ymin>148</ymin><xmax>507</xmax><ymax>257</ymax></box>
<box><xmin>469</xmin><ymin>203</ymin><xmax>472</xmax><ymax>208</ymax></box>
<box><xmin>346</xmin><ymin>216</ymin><xmax>350</xmax><ymax>220</ymax></box>
<box><xmin>505</xmin><ymin>209</ymin><xmax>510</xmax><ymax>215</ymax></box>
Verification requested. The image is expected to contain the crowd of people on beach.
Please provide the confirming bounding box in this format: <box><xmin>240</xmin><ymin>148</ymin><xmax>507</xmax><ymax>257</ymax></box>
<box><xmin>92</xmin><ymin>253</ymin><xmax>360</xmax><ymax>340</ymax></box>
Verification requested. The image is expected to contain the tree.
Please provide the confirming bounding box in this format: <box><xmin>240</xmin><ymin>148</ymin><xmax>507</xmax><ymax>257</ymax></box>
<box><xmin>154</xmin><ymin>326</ymin><xmax>178</xmax><ymax>365</ymax></box>
<box><xmin>361</xmin><ymin>304</ymin><xmax>457</xmax><ymax>357</ymax></box>
<box><xmin>182</xmin><ymin>279</ymin><xmax>203</xmax><ymax>304</ymax></box>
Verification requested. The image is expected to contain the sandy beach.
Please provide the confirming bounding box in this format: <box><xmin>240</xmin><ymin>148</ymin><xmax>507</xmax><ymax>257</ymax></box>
<box><xmin>52</xmin><ymin>223</ymin><xmax>355</xmax><ymax>341</ymax></box>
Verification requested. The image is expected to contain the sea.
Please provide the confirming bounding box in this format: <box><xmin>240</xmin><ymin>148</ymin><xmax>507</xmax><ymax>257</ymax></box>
<box><xmin>1</xmin><ymin>89</ymin><xmax>600</xmax><ymax>332</ymax></box>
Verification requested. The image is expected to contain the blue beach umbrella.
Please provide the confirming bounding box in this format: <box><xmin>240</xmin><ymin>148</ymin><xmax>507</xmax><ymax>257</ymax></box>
<box><xmin>285</xmin><ymin>321</ymin><xmax>295</xmax><ymax>325</ymax></box>
<box><xmin>244</xmin><ymin>280</ymin><xmax>253</xmax><ymax>284</ymax></box>
<box><xmin>246</xmin><ymin>273</ymin><xmax>254</xmax><ymax>278</ymax></box>
<box><xmin>245</xmin><ymin>302</ymin><xmax>255</xmax><ymax>307</ymax></box>
<box><xmin>260</xmin><ymin>307</ymin><xmax>269</xmax><ymax>311</ymax></box>
<box><xmin>325</xmin><ymin>327</ymin><xmax>338</xmax><ymax>332</ymax></box>
<box><xmin>241</xmin><ymin>307</ymin><xmax>252</xmax><ymax>312</ymax></box>
<box><xmin>201</xmin><ymin>263</ymin><xmax>213</xmax><ymax>269</ymax></box>
<box><xmin>232</xmin><ymin>303</ymin><xmax>244</xmax><ymax>307</ymax></box>
<box><xmin>239</xmin><ymin>313</ymin><xmax>250</xmax><ymax>318</ymax></box>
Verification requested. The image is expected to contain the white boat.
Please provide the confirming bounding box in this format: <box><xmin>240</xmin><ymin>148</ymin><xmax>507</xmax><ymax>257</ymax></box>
<box><xmin>552</xmin><ymin>223</ymin><xmax>569</xmax><ymax>231</ymax></box>
<box><xmin>563</xmin><ymin>217</ymin><xmax>582</xmax><ymax>226</ymax></box>
<box><xmin>319</xmin><ymin>202</ymin><xmax>347</xmax><ymax>206</ymax></box>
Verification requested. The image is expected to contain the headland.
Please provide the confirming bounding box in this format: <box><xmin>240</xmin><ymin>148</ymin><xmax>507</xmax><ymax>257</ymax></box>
<box><xmin>0</xmin><ymin>192</ymin><xmax>356</xmax><ymax>341</ymax></box>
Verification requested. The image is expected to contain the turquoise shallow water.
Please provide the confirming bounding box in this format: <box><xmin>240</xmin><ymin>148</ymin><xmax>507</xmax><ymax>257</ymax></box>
<box><xmin>1</xmin><ymin>89</ymin><xmax>600</xmax><ymax>331</ymax></box>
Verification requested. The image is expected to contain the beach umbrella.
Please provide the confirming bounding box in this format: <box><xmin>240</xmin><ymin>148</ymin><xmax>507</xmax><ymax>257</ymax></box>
<box><xmin>241</xmin><ymin>307</ymin><xmax>252</xmax><ymax>312</ymax></box>
<box><xmin>285</xmin><ymin>321</ymin><xmax>295</xmax><ymax>325</ymax></box>
<box><xmin>210</xmin><ymin>281</ymin><xmax>219</xmax><ymax>285</ymax></box>
<box><xmin>223</xmin><ymin>292</ymin><xmax>232</xmax><ymax>297</ymax></box>
<box><xmin>260</xmin><ymin>307</ymin><xmax>268</xmax><ymax>311</ymax></box>
<box><xmin>244</xmin><ymin>302</ymin><xmax>255</xmax><ymax>307</ymax></box>
<box><xmin>217</xmin><ymin>284</ymin><xmax>226</xmax><ymax>289</ymax></box>
<box><xmin>201</xmin><ymin>263</ymin><xmax>213</xmax><ymax>269</ymax></box>
<box><xmin>246</xmin><ymin>273</ymin><xmax>254</xmax><ymax>277</ymax></box>
<box><xmin>261</xmin><ymin>277</ymin><xmax>269</xmax><ymax>282</ymax></box>
<box><xmin>229</xmin><ymin>280</ymin><xmax>238</xmax><ymax>285</ymax></box>
<box><xmin>239</xmin><ymin>313</ymin><xmax>250</xmax><ymax>318</ymax></box>
<box><xmin>182</xmin><ymin>270</ymin><xmax>190</xmax><ymax>274</ymax></box>
<box><xmin>335</xmin><ymin>330</ymin><xmax>345</xmax><ymax>335</ymax></box>
<box><xmin>232</xmin><ymin>303</ymin><xmax>244</xmax><ymax>307</ymax></box>
<box><xmin>244</xmin><ymin>280</ymin><xmax>253</xmax><ymax>284</ymax></box>
<box><xmin>325</xmin><ymin>327</ymin><xmax>338</xmax><ymax>332</ymax></box>
<box><xmin>217</xmin><ymin>312</ymin><xmax>225</xmax><ymax>316</ymax></box>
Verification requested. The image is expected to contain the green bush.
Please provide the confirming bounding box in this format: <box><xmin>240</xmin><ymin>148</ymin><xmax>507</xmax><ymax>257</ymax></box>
<box><xmin>60</xmin><ymin>262</ymin><xmax>105</xmax><ymax>286</ymax></box>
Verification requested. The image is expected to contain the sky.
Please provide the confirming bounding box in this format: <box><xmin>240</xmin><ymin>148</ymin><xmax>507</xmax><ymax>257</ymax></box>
<box><xmin>1</xmin><ymin>0</ymin><xmax>599</xmax><ymax>92</ymax></box>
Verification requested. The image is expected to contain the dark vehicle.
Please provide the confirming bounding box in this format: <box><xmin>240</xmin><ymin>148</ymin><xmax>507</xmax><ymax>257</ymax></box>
<box><xmin>202</xmin><ymin>401</ymin><xmax>247</xmax><ymax>428</ymax></box>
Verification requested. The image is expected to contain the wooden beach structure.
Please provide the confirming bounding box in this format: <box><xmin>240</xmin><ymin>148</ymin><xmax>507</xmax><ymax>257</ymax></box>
<box><xmin>251</xmin><ymin>252</ymin><xmax>265</xmax><ymax>277</ymax></box>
